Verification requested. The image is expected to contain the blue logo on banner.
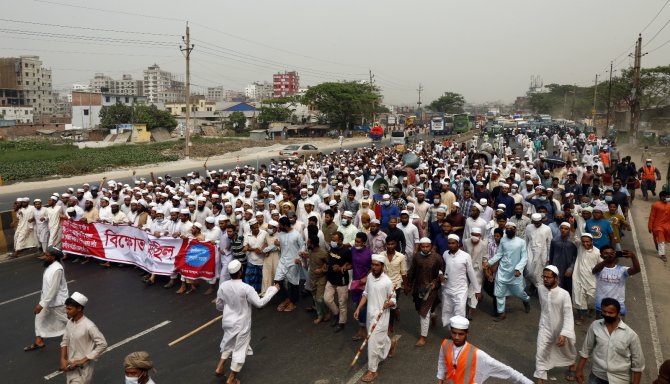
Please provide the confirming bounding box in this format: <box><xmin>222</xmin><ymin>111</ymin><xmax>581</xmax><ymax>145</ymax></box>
<box><xmin>185</xmin><ymin>244</ymin><xmax>210</xmax><ymax>267</ymax></box>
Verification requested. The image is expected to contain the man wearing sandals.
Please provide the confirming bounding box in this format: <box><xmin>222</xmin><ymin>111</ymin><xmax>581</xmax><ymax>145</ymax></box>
<box><xmin>24</xmin><ymin>246</ymin><xmax>69</xmax><ymax>352</ymax></box>
<box><xmin>353</xmin><ymin>253</ymin><xmax>397</xmax><ymax>382</ymax></box>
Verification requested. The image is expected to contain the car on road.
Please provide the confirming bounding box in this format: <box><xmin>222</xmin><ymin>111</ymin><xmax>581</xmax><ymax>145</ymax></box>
<box><xmin>279</xmin><ymin>144</ymin><xmax>321</xmax><ymax>159</ymax></box>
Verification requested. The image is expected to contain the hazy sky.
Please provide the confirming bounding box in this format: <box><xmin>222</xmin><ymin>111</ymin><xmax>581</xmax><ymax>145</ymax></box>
<box><xmin>4</xmin><ymin>0</ymin><xmax>670</xmax><ymax>105</ymax></box>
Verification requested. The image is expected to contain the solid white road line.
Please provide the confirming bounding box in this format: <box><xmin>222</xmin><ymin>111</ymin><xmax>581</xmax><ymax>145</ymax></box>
<box><xmin>0</xmin><ymin>280</ymin><xmax>76</xmax><ymax>306</ymax></box>
<box><xmin>629</xmin><ymin>212</ymin><xmax>664</xmax><ymax>371</ymax></box>
<box><xmin>44</xmin><ymin>320</ymin><xmax>171</xmax><ymax>380</ymax></box>
<box><xmin>345</xmin><ymin>334</ymin><xmax>402</xmax><ymax>384</ymax></box>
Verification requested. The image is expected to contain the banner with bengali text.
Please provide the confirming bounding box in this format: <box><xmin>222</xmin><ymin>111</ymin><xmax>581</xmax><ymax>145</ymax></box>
<box><xmin>61</xmin><ymin>220</ymin><xmax>217</xmax><ymax>280</ymax></box>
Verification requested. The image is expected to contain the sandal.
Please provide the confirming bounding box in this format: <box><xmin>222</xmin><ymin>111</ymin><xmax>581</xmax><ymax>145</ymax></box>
<box><xmin>565</xmin><ymin>368</ymin><xmax>577</xmax><ymax>381</ymax></box>
<box><xmin>361</xmin><ymin>371</ymin><xmax>378</xmax><ymax>382</ymax></box>
<box><xmin>24</xmin><ymin>343</ymin><xmax>45</xmax><ymax>352</ymax></box>
<box><xmin>661</xmin><ymin>255</ymin><xmax>668</xmax><ymax>262</ymax></box>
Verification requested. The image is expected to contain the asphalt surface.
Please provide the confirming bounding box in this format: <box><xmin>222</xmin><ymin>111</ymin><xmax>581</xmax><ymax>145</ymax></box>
<box><xmin>1</xmin><ymin>133</ymin><xmax>662</xmax><ymax>383</ymax></box>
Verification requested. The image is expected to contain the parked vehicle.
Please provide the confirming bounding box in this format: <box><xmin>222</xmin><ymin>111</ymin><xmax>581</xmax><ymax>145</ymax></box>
<box><xmin>279</xmin><ymin>144</ymin><xmax>320</xmax><ymax>159</ymax></box>
<box><xmin>390</xmin><ymin>130</ymin><xmax>409</xmax><ymax>145</ymax></box>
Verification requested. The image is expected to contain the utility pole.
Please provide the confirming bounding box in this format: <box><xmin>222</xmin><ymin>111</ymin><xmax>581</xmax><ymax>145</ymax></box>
<box><xmin>606</xmin><ymin>61</ymin><xmax>613</xmax><ymax>131</ymax></box>
<box><xmin>416</xmin><ymin>83</ymin><xmax>423</xmax><ymax>119</ymax></box>
<box><xmin>180</xmin><ymin>22</ymin><xmax>194</xmax><ymax>159</ymax></box>
<box><xmin>630</xmin><ymin>34</ymin><xmax>643</xmax><ymax>139</ymax></box>
<box><xmin>570</xmin><ymin>84</ymin><xmax>577</xmax><ymax>120</ymax></box>
<box><xmin>592</xmin><ymin>74</ymin><xmax>598</xmax><ymax>134</ymax></box>
<box><xmin>369</xmin><ymin>69</ymin><xmax>375</xmax><ymax>124</ymax></box>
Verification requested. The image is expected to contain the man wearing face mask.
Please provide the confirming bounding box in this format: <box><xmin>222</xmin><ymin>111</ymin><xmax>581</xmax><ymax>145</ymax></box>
<box><xmin>575</xmin><ymin>298</ymin><xmax>645</xmax><ymax>384</ymax></box>
<box><xmin>525</xmin><ymin>213</ymin><xmax>553</xmax><ymax>291</ymax></box>
<box><xmin>463</xmin><ymin>227</ymin><xmax>488</xmax><ymax>319</ymax></box>
<box><xmin>324</xmin><ymin>232</ymin><xmax>352</xmax><ymax>333</ymax></box>
<box><xmin>638</xmin><ymin>158</ymin><xmax>661</xmax><ymax>201</ymax></box>
<box><xmin>260</xmin><ymin>220</ymin><xmax>280</xmax><ymax>296</ymax></box>
<box><xmin>379</xmin><ymin>194</ymin><xmax>399</xmax><ymax>230</ymax></box>
<box><xmin>397</xmin><ymin>210</ymin><xmax>420</xmax><ymax>265</ymax></box>
<box><xmin>440</xmin><ymin>234</ymin><xmax>481</xmax><ymax>329</ymax></box>
<box><xmin>337</xmin><ymin>211</ymin><xmax>358</xmax><ymax>247</ymax></box>
<box><xmin>407</xmin><ymin>237</ymin><xmax>444</xmax><ymax>347</ymax></box>
<box><xmin>123</xmin><ymin>351</ymin><xmax>156</xmax><ymax>384</ymax></box>
<box><xmin>485</xmin><ymin>222</ymin><xmax>531</xmax><ymax>321</ymax></box>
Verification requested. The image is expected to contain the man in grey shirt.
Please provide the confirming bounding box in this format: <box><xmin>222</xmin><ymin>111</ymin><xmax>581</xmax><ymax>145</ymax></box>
<box><xmin>575</xmin><ymin>297</ymin><xmax>644</xmax><ymax>384</ymax></box>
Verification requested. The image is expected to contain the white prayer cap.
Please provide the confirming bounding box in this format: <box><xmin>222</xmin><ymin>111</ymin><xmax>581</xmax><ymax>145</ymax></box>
<box><xmin>400</xmin><ymin>210</ymin><xmax>410</xmax><ymax>216</ymax></box>
<box><xmin>188</xmin><ymin>201</ymin><xmax>196</xmax><ymax>206</ymax></box>
<box><xmin>268</xmin><ymin>220</ymin><xmax>279</xmax><ymax>227</ymax></box>
<box><xmin>48</xmin><ymin>195</ymin><xmax>58</xmax><ymax>201</ymax></box>
<box><xmin>212</xmin><ymin>194</ymin><xmax>220</xmax><ymax>199</ymax></box>
<box><xmin>196</xmin><ymin>196</ymin><xmax>206</xmax><ymax>202</ymax></box>
<box><xmin>581</xmin><ymin>233</ymin><xmax>593</xmax><ymax>239</ymax></box>
<box><xmin>228</xmin><ymin>259</ymin><xmax>242</xmax><ymax>274</ymax></box>
<box><xmin>473</xmin><ymin>203</ymin><xmax>483</xmax><ymax>212</ymax></box>
<box><xmin>544</xmin><ymin>265</ymin><xmax>559</xmax><ymax>276</ymax></box>
<box><xmin>559</xmin><ymin>222</ymin><xmax>571</xmax><ymax>228</ymax></box>
<box><xmin>470</xmin><ymin>227</ymin><xmax>482</xmax><ymax>235</ymax></box>
<box><xmin>178</xmin><ymin>208</ymin><xmax>188</xmax><ymax>215</ymax></box>
<box><xmin>479</xmin><ymin>198</ymin><xmax>488</xmax><ymax>206</ymax></box>
<box><xmin>496</xmin><ymin>204</ymin><xmax>506</xmax><ymax>210</ymax></box>
<box><xmin>76</xmin><ymin>188</ymin><xmax>84</xmax><ymax>193</ymax></box>
<box><xmin>447</xmin><ymin>234</ymin><xmax>460</xmax><ymax>242</ymax></box>
<box><xmin>33</xmin><ymin>198</ymin><xmax>41</xmax><ymax>203</ymax></box>
<box><xmin>170</xmin><ymin>208</ymin><xmax>180</xmax><ymax>213</ymax></box>
<box><xmin>382</xmin><ymin>194</ymin><xmax>390</xmax><ymax>199</ymax></box>
<box><xmin>452</xmin><ymin>202</ymin><xmax>460</xmax><ymax>208</ymax></box>
<box><xmin>85</xmin><ymin>197</ymin><xmax>94</xmax><ymax>203</ymax></box>
<box><xmin>449</xmin><ymin>315</ymin><xmax>469</xmax><ymax>330</ymax></box>
<box><xmin>646</xmin><ymin>158</ymin><xmax>652</xmax><ymax>162</ymax></box>
<box><xmin>205</xmin><ymin>216</ymin><xmax>216</xmax><ymax>224</ymax></box>
<box><xmin>255</xmin><ymin>211</ymin><xmax>264</xmax><ymax>217</ymax></box>
<box><xmin>370</xmin><ymin>219</ymin><xmax>380</xmax><ymax>224</ymax></box>
<box><xmin>505</xmin><ymin>221</ymin><xmax>517</xmax><ymax>228</ymax></box>
<box><xmin>328</xmin><ymin>200</ymin><xmax>337</xmax><ymax>206</ymax></box>
<box><xmin>418</xmin><ymin>237</ymin><xmax>431</xmax><ymax>244</ymax></box>
<box><xmin>271</xmin><ymin>209</ymin><xmax>280</xmax><ymax>214</ymax></box>
<box><xmin>66</xmin><ymin>207</ymin><xmax>76</xmax><ymax>213</ymax></box>
<box><xmin>304</xmin><ymin>200</ymin><xmax>314</xmax><ymax>206</ymax></box>
<box><xmin>110</xmin><ymin>201</ymin><xmax>119</xmax><ymax>206</ymax></box>
<box><xmin>193</xmin><ymin>222</ymin><xmax>203</xmax><ymax>229</ymax></box>
<box><xmin>343</xmin><ymin>210</ymin><xmax>353</xmax><ymax>218</ymax></box>
<box><xmin>593</xmin><ymin>204</ymin><xmax>607</xmax><ymax>212</ymax></box>
<box><xmin>371</xmin><ymin>254</ymin><xmax>386</xmax><ymax>264</ymax></box>
<box><xmin>245</xmin><ymin>209</ymin><xmax>254</xmax><ymax>215</ymax></box>
<box><xmin>69</xmin><ymin>292</ymin><xmax>88</xmax><ymax>307</ymax></box>
<box><xmin>531</xmin><ymin>213</ymin><xmax>542</xmax><ymax>221</ymax></box>
<box><xmin>247</xmin><ymin>218</ymin><xmax>257</xmax><ymax>226</ymax></box>
<box><xmin>581</xmin><ymin>206</ymin><xmax>593</xmax><ymax>213</ymax></box>
<box><xmin>218</xmin><ymin>215</ymin><xmax>229</xmax><ymax>222</ymax></box>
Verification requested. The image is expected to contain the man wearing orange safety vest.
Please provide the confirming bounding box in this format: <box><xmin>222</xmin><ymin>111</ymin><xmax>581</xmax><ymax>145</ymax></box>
<box><xmin>436</xmin><ymin>315</ymin><xmax>533</xmax><ymax>384</ymax></box>
<box><xmin>638</xmin><ymin>158</ymin><xmax>661</xmax><ymax>200</ymax></box>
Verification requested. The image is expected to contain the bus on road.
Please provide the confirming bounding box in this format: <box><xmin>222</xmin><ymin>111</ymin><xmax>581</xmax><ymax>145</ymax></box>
<box><xmin>430</xmin><ymin>115</ymin><xmax>445</xmax><ymax>135</ymax></box>
<box><xmin>453</xmin><ymin>113</ymin><xmax>473</xmax><ymax>133</ymax></box>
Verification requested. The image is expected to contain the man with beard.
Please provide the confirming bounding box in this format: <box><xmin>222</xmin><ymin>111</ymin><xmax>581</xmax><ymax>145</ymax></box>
<box><xmin>173</xmin><ymin>209</ymin><xmax>193</xmax><ymax>238</ymax></box>
<box><xmin>384</xmin><ymin>216</ymin><xmax>406</xmax><ymax>253</ymax></box>
<box><xmin>24</xmin><ymin>246</ymin><xmax>69</xmax><ymax>352</ymax></box>
<box><xmin>462</xmin><ymin>227</ymin><xmax>487</xmax><ymax>319</ymax></box>
<box><xmin>324</xmin><ymin>231</ymin><xmax>352</xmax><ymax>333</ymax></box>
<box><xmin>44</xmin><ymin>196</ymin><xmax>64</xmax><ymax>249</ymax></box>
<box><xmin>193</xmin><ymin>196</ymin><xmax>212</xmax><ymax>226</ymax></box>
<box><xmin>548</xmin><ymin>222</ymin><xmax>578</xmax><ymax>294</ymax></box>
<box><xmin>398</xmin><ymin>210</ymin><xmax>420</xmax><ymax>264</ymax></box>
<box><xmin>407</xmin><ymin>237</ymin><xmax>444</xmax><ymax>347</ymax></box>
<box><xmin>32</xmin><ymin>199</ymin><xmax>50</xmax><ymax>256</ymax></box>
<box><xmin>81</xmin><ymin>199</ymin><xmax>99</xmax><ymax>224</ymax></box>
<box><xmin>274</xmin><ymin>216</ymin><xmax>305</xmax><ymax>312</ymax></box>
<box><xmin>534</xmin><ymin>265</ymin><xmax>577</xmax><ymax>384</ymax></box>
<box><xmin>436</xmin><ymin>315</ymin><xmax>533</xmax><ymax>384</ymax></box>
<box><xmin>367</xmin><ymin>219</ymin><xmax>387</xmax><ymax>254</ymax></box>
<box><xmin>445</xmin><ymin>203</ymin><xmax>465</xmax><ymax>240</ymax></box>
<box><xmin>509</xmin><ymin>203</ymin><xmax>531</xmax><ymax>239</ymax></box>
<box><xmin>261</xmin><ymin>220</ymin><xmax>280</xmax><ymax>296</ymax></box>
<box><xmin>525</xmin><ymin>213</ymin><xmax>553</xmax><ymax>291</ymax></box>
<box><xmin>463</xmin><ymin>204</ymin><xmax>487</xmax><ymax>243</ymax></box>
<box><xmin>353</xmin><ymin>253</ymin><xmax>398</xmax><ymax>382</ymax></box>
<box><xmin>11</xmin><ymin>197</ymin><xmax>39</xmax><ymax>258</ymax></box>
<box><xmin>485</xmin><ymin>222</ymin><xmax>531</xmax><ymax>321</ymax></box>
<box><xmin>575</xmin><ymin>298</ymin><xmax>644</xmax><ymax>384</ymax></box>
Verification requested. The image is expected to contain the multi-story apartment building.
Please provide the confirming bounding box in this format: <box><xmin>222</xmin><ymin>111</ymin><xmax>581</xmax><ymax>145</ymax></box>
<box><xmin>143</xmin><ymin>64</ymin><xmax>184</xmax><ymax>104</ymax></box>
<box><xmin>245</xmin><ymin>81</ymin><xmax>273</xmax><ymax>101</ymax></box>
<box><xmin>0</xmin><ymin>55</ymin><xmax>54</xmax><ymax>121</ymax></box>
<box><xmin>272</xmin><ymin>71</ymin><xmax>299</xmax><ymax>98</ymax></box>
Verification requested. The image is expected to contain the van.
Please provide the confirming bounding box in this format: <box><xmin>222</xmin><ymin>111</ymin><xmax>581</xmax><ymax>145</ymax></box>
<box><xmin>390</xmin><ymin>130</ymin><xmax>408</xmax><ymax>145</ymax></box>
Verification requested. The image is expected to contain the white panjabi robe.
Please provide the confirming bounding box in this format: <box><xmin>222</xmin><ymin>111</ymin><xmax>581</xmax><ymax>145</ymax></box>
<box><xmin>35</xmin><ymin>261</ymin><xmax>69</xmax><ymax>338</ymax></box>
<box><xmin>14</xmin><ymin>206</ymin><xmax>39</xmax><ymax>250</ymax></box>
<box><xmin>364</xmin><ymin>271</ymin><xmax>396</xmax><ymax>372</ymax></box>
<box><xmin>534</xmin><ymin>284</ymin><xmax>577</xmax><ymax>380</ymax></box>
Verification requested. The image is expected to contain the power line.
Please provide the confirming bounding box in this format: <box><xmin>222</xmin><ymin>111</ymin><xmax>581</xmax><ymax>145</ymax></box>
<box><xmin>647</xmin><ymin>36</ymin><xmax>670</xmax><ymax>53</ymax></box>
<box><xmin>0</xmin><ymin>28</ymin><xmax>176</xmax><ymax>46</ymax></box>
<box><xmin>0</xmin><ymin>46</ymin><xmax>178</xmax><ymax>58</ymax></box>
<box><xmin>641</xmin><ymin>0</ymin><xmax>670</xmax><ymax>33</ymax></box>
<box><xmin>0</xmin><ymin>17</ymin><xmax>179</xmax><ymax>37</ymax></box>
<box><xmin>33</xmin><ymin>0</ymin><xmax>184</xmax><ymax>22</ymax></box>
<box><xmin>643</xmin><ymin>17</ymin><xmax>670</xmax><ymax>47</ymax></box>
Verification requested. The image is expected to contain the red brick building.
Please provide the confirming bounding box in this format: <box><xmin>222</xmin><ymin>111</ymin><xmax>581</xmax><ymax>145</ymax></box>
<box><xmin>273</xmin><ymin>71</ymin><xmax>299</xmax><ymax>98</ymax></box>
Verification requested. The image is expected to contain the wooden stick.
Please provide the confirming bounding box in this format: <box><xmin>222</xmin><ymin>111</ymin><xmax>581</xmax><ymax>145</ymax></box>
<box><xmin>168</xmin><ymin>315</ymin><xmax>222</xmax><ymax>347</ymax></box>
<box><xmin>350</xmin><ymin>285</ymin><xmax>395</xmax><ymax>368</ymax></box>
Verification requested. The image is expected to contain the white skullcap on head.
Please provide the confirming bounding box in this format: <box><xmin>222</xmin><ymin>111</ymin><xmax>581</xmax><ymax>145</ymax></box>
<box><xmin>69</xmin><ymin>291</ymin><xmax>88</xmax><ymax>307</ymax></box>
<box><xmin>479</xmin><ymin>198</ymin><xmax>488</xmax><ymax>205</ymax></box>
<box><xmin>470</xmin><ymin>227</ymin><xmax>482</xmax><ymax>235</ymax></box>
<box><xmin>436</xmin><ymin>207</ymin><xmax>447</xmax><ymax>214</ymax></box>
<box><xmin>66</xmin><ymin>207</ymin><xmax>76</xmax><ymax>213</ymax></box>
<box><xmin>449</xmin><ymin>315</ymin><xmax>469</xmax><ymax>330</ymax></box>
<box><xmin>581</xmin><ymin>233</ymin><xmax>593</xmax><ymax>239</ymax></box>
<box><xmin>371</xmin><ymin>254</ymin><xmax>386</xmax><ymax>264</ymax></box>
<box><xmin>110</xmin><ymin>201</ymin><xmax>119</xmax><ymax>206</ymax></box>
<box><xmin>328</xmin><ymin>200</ymin><xmax>337</xmax><ymax>206</ymax></box>
<box><xmin>217</xmin><ymin>215</ymin><xmax>229</xmax><ymax>222</ymax></box>
<box><xmin>370</xmin><ymin>219</ymin><xmax>380</xmax><ymax>224</ymax></box>
<box><xmin>205</xmin><ymin>216</ymin><xmax>216</xmax><ymax>224</ymax></box>
<box><xmin>544</xmin><ymin>265</ymin><xmax>559</xmax><ymax>276</ymax></box>
<box><xmin>197</xmin><ymin>196</ymin><xmax>206</xmax><ymax>202</ymax></box>
<box><xmin>473</xmin><ymin>203</ymin><xmax>483</xmax><ymax>212</ymax></box>
<box><xmin>593</xmin><ymin>204</ymin><xmax>607</xmax><ymax>212</ymax></box>
<box><xmin>506</xmin><ymin>221</ymin><xmax>517</xmax><ymax>228</ymax></box>
<box><xmin>382</xmin><ymin>194</ymin><xmax>390</xmax><ymax>199</ymax></box>
<box><xmin>180</xmin><ymin>208</ymin><xmax>190</xmax><ymax>214</ymax></box>
<box><xmin>560</xmin><ymin>222</ymin><xmax>571</xmax><ymax>228</ymax></box>
<box><xmin>447</xmin><ymin>234</ymin><xmax>460</xmax><ymax>242</ymax></box>
<box><xmin>452</xmin><ymin>202</ymin><xmax>460</xmax><ymax>207</ymax></box>
<box><xmin>192</xmin><ymin>222</ymin><xmax>203</xmax><ymax>229</ymax></box>
<box><xmin>531</xmin><ymin>213</ymin><xmax>542</xmax><ymax>221</ymax></box>
<box><xmin>170</xmin><ymin>208</ymin><xmax>180</xmax><ymax>213</ymax></box>
<box><xmin>228</xmin><ymin>259</ymin><xmax>242</xmax><ymax>274</ymax></box>
<box><xmin>268</xmin><ymin>220</ymin><xmax>279</xmax><ymax>227</ymax></box>
<box><xmin>400</xmin><ymin>210</ymin><xmax>409</xmax><ymax>215</ymax></box>
<box><xmin>418</xmin><ymin>237</ymin><xmax>431</xmax><ymax>244</ymax></box>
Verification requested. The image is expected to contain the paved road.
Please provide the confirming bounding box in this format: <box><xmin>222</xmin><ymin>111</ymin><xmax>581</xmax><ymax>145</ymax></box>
<box><xmin>0</xmin><ymin>220</ymin><xmax>659</xmax><ymax>383</ymax></box>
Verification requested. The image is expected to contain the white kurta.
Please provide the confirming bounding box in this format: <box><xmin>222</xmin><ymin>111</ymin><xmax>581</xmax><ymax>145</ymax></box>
<box><xmin>441</xmin><ymin>249</ymin><xmax>480</xmax><ymax>327</ymax></box>
<box><xmin>35</xmin><ymin>261</ymin><xmax>69</xmax><ymax>338</ymax></box>
<box><xmin>60</xmin><ymin>316</ymin><xmax>108</xmax><ymax>384</ymax></box>
<box><xmin>45</xmin><ymin>206</ymin><xmax>62</xmax><ymax>248</ymax></box>
<box><xmin>437</xmin><ymin>341</ymin><xmax>534</xmax><ymax>383</ymax></box>
<box><xmin>364</xmin><ymin>272</ymin><xmax>396</xmax><ymax>372</ymax></box>
<box><xmin>33</xmin><ymin>207</ymin><xmax>50</xmax><ymax>245</ymax></box>
<box><xmin>274</xmin><ymin>229</ymin><xmax>305</xmax><ymax>285</ymax></box>
<box><xmin>534</xmin><ymin>284</ymin><xmax>577</xmax><ymax>380</ymax></box>
<box><xmin>524</xmin><ymin>223</ymin><xmax>553</xmax><ymax>287</ymax></box>
<box><xmin>463</xmin><ymin>239</ymin><xmax>488</xmax><ymax>308</ymax></box>
<box><xmin>216</xmin><ymin>280</ymin><xmax>278</xmax><ymax>368</ymax></box>
<box><xmin>572</xmin><ymin>245</ymin><xmax>601</xmax><ymax>310</ymax></box>
<box><xmin>14</xmin><ymin>206</ymin><xmax>39</xmax><ymax>251</ymax></box>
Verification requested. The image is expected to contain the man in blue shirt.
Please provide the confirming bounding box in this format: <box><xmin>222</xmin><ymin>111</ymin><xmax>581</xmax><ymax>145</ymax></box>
<box><xmin>379</xmin><ymin>194</ymin><xmax>399</xmax><ymax>231</ymax></box>
<box><xmin>585</xmin><ymin>205</ymin><xmax>615</xmax><ymax>249</ymax></box>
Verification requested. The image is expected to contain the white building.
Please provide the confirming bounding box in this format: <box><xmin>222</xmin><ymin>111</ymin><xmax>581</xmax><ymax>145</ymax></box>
<box><xmin>0</xmin><ymin>106</ymin><xmax>33</xmax><ymax>123</ymax></box>
<box><xmin>244</xmin><ymin>82</ymin><xmax>273</xmax><ymax>101</ymax></box>
<box><xmin>89</xmin><ymin>73</ymin><xmax>143</xmax><ymax>96</ymax></box>
<box><xmin>207</xmin><ymin>86</ymin><xmax>224</xmax><ymax>102</ymax></box>
<box><xmin>143</xmin><ymin>64</ymin><xmax>184</xmax><ymax>104</ymax></box>
<box><xmin>71</xmin><ymin>91</ymin><xmax>147</xmax><ymax>129</ymax></box>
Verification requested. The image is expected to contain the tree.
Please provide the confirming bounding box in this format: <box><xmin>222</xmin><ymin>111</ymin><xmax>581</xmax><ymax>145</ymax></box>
<box><xmin>229</xmin><ymin>111</ymin><xmax>247</xmax><ymax>132</ymax></box>
<box><xmin>428</xmin><ymin>92</ymin><xmax>465</xmax><ymax>113</ymax></box>
<box><xmin>257</xmin><ymin>103</ymin><xmax>293</xmax><ymax>128</ymax></box>
<box><xmin>303</xmin><ymin>81</ymin><xmax>381</xmax><ymax>128</ymax></box>
<box><xmin>99</xmin><ymin>102</ymin><xmax>177</xmax><ymax>131</ymax></box>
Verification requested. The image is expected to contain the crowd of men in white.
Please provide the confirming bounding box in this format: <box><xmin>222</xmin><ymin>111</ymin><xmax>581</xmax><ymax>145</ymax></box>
<box><xmin>16</xmin><ymin>129</ymin><xmax>652</xmax><ymax>383</ymax></box>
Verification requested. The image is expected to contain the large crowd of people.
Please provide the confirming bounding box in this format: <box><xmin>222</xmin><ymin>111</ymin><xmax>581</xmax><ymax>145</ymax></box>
<box><xmin>15</xmin><ymin>125</ymin><xmax>670</xmax><ymax>383</ymax></box>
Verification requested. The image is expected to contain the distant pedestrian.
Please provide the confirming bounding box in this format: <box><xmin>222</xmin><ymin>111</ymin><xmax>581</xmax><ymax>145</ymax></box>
<box><xmin>60</xmin><ymin>292</ymin><xmax>108</xmax><ymax>384</ymax></box>
<box><xmin>24</xmin><ymin>246</ymin><xmax>69</xmax><ymax>352</ymax></box>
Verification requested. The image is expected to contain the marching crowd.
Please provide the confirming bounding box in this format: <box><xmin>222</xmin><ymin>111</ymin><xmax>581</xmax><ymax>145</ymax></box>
<box><xmin>14</xmin><ymin>125</ymin><xmax>670</xmax><ymax>384</ymax></box>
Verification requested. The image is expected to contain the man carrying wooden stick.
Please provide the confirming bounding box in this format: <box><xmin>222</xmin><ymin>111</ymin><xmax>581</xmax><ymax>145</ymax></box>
<box><xmin>353</xmin><ymin>253</ymin><xmax>397</xmax><ymax>382</ymax></box>
<box><xmin>215</xmin><ymin>259</ymin><xmax>279</xmax><ymax>383</ymax></box>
